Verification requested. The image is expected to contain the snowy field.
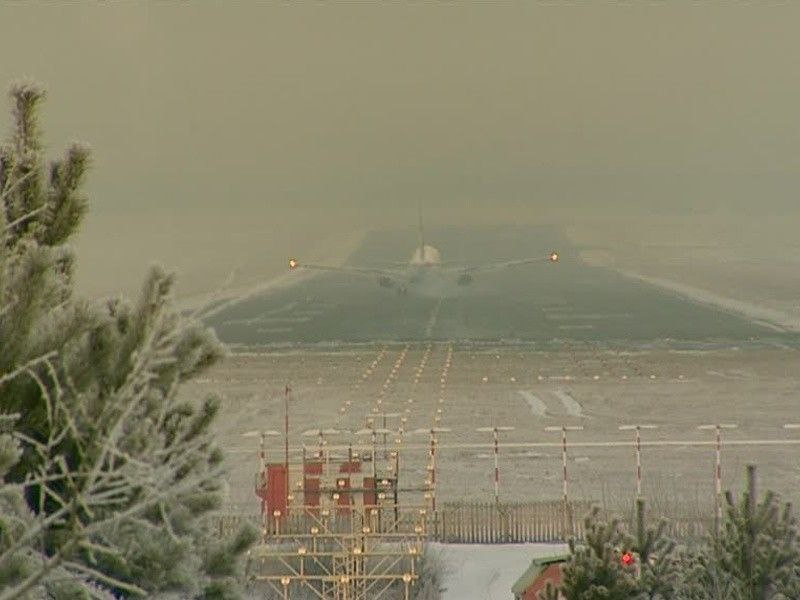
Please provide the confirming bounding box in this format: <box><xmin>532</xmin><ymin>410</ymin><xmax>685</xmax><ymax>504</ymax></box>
<box><xmin>179</xmin><ymin>344</ymin><xmax>800</xmax><ymax>517</ymax></box>
<box><xmin>431</xmin><ymin>542</ymin><xmax>568</xmax><ymax>600</ymax></box>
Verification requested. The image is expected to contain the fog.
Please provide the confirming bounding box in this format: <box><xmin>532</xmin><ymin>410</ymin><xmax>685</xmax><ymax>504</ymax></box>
<box><xmin>1</xmin><ymin>2</ymin><xmax>799</xmax><ymax>300</ymax></box>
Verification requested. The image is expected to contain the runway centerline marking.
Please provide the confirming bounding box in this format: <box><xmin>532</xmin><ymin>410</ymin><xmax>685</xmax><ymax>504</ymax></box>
<box><xmin>424</xmin><ymin>298</ymin><xmax>444</xmax><ymax>338</ymax></box>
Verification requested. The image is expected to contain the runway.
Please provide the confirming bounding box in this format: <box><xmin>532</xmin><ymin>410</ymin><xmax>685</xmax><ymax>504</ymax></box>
<box><xmin>205</xmin><ymin>225</ymin><xmax>787</xmax><ymax>345</ymax></box>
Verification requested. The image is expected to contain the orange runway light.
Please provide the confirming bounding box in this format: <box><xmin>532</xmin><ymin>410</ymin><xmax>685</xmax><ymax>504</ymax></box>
<box><xmin>549</xmin><ymin>251</ymin><xmax>559</xmax><ymax>262</ymax></box>
<box><xmin>288</xmin><ymin>258</ymin><xmax>299</xmax><ymax>269</ymax></box>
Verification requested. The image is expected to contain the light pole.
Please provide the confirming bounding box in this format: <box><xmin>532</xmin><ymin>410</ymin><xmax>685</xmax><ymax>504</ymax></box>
<box><xmin>369</xmin><ymin>412</ymin><xmax>402</xmax><ymax>457</ymax></box>
<box><xmin>475</xmin><ymin>426</ymin><xmax>515</xmax><ymax>503</ymax></box>
<box><xmin>355</xmin><ymin>427</ymin><xmax>391</xmax><ymax>480</ymax></box>
<box><xmin>410</xmin><ymin>427</ymin><xmax>451</xmax><ymax>513</ymax></box>
<box><xmin>618</xmin><ymin>425</ymin><xmax>658</xmax><ymax>498</ymax></box>
<box><xmin>302</xmin><ymin>428</ymin><xmax>349</xmax><ymax>493</ymax></box>
<box><xmin>545</xmin><ymin>425</ymin><xmax>584</xmax><ymax>538</ymax></box>
<box><xmin>698</xmin><ymin>423</ymin><xmax>737</xmax><ymax>534</ymax></box>
<box><xmin>403</xmin><ymin>573</ymin><xmax>412</xmax><ymax>600</ymax></box>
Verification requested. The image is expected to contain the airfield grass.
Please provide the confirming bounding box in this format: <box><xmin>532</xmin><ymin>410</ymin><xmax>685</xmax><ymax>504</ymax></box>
<box><xmin>179</xmin><ymin>343</ymin><xmax>800</xmax><ymax>520</ymax></box>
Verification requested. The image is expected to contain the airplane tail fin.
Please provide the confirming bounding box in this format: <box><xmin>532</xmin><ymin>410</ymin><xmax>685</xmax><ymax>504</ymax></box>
<box><xmin>417</xmin><ymin>202</ymin><xmax>425</xmax><ymax>253</ymax></box>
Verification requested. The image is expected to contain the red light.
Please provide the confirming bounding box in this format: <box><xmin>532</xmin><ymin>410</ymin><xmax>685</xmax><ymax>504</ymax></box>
<box><xmin>621</xmin><ymin>552</ymin><xmax>634</xmax><ymax>566</ymax></box>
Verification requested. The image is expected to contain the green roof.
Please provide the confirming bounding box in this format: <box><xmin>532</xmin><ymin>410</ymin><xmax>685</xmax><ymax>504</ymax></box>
<box><xmin>511</xmin><ymin>553</ymin><xmax>571</xmax><ymax>595</ymax></box>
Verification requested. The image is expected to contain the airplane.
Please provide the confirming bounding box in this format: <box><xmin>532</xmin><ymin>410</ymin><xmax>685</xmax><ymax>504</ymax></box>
<box><xmin>288</xmin><ymin>207</ymin><xmax>558</xmax><ymax>295</ymax></box>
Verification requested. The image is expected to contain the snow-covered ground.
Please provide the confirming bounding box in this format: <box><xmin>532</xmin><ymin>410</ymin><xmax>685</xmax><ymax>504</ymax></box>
<box><xmin>431</xmin><ymin>542</ymin><xmax>567</xmax><ymax>600</ymax></box>
<box><xmin>568</xmin><ymin>217</ymin><xmax>800</xmax><ymax>335</ymax></box>
<box><xmin>615</xmin><ymin>269</ymin><xmax>799</xmax><ymax>333</ymax></box>
<box><xmin>185</xmin><ymin>345</ymin><xmax>800</xmax><ymax>517</ymax></box>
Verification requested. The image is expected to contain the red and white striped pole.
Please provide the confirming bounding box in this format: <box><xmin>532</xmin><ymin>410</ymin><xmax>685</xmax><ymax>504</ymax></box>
<box><xmin>619</xmin><ymin>425</ymin><xmax>658</xmax><ymax>498</ymax></box>
<box><xmin>494</xmin><ymin>429</ymin><xmax>499</xmax><ymax>502</ymax></box>
<box><xmin>560</xmin><ymin>427</ymin><xmax>567</xmax><ymax>502</ymax></box>
<box><xmin>476</xmin><ymin>426</ymin><xmax>515</xmax><ymax>503</ymax></box>
<box><xmin>545</xmin><ymin>426</ymin><xmax>584</xmax><ymax>507</ymax></box>
<box><xmin>698</xmin><ymin>423</ymin><xmax>737</xmax><ymax>533</ymax></box>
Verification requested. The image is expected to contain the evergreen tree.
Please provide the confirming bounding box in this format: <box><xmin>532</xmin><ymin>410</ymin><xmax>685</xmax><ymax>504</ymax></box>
<box><xmin>539</xmin><ymin>507</ymin><xmax>643</xmax><ymax>600</ymax></box>
<box><xmin>540</xmin><ymin>500</ymin><xmax>681</xmax><ymax>600</ymax></box>
<box><xmin>540</xmin><ymin>468</ymin><xmax>800</xmax><ymax>600</ymax></box>
<box><xmin>0</xmin><ymin>81</ymin><xmax>256</xmax><ymax>598</ymax></box>
<box><xmin>631</xmin><ymin>498</ymin><xmax>682</xmax><ymax>600</ymax></box>
<box><xmin>676</xmin><ymin>466</ymin><xmax>800</xmax><ymax>600</ymax></box>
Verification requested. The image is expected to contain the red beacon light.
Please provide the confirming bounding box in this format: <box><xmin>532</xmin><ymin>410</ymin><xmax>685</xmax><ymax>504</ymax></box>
<box><xmin>288</xmin><ymin>258</ymin><xmax>299</xmax><ymax>270</ymax></box>
<box><xmin>549</xmin><ymin>251</ymin><xmax>559</xmax><ymax>263</ymax></box>
<box><xmin>621</xmin><ymin>551</ymin><xmax>635</xmax><ymax>566</ymax></box>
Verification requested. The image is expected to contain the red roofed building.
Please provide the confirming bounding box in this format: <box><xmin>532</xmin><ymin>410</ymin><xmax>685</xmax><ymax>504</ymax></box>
<box><xmin>511</xmin><ymin>553</ymin><xmax>569</xmax><ymax>600</ymax></box>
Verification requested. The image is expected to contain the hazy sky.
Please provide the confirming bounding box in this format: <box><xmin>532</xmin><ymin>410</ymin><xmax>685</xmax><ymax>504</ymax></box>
<box><xmin>1</xmin><ymin>2</ymin><xmax>799</xmax><ymax>298</ymax></box>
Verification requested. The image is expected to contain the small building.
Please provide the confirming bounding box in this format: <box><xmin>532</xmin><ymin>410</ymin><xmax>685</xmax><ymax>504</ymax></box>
<box><xmin>511</xmin><ymin>553</ymin><xmax>570</xmax><ymax>600</ymax></box>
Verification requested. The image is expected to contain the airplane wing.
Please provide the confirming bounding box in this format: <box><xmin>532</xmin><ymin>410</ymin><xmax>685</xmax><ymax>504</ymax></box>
<box><xmin>442</xmin><ymin>251</ymin><xmax>559</xmax><ymax>274</ymax></box>
<box><xmin>288</xmin><ymin>258</ymin><xmax>405</xmax><ymax>287</ymax></box>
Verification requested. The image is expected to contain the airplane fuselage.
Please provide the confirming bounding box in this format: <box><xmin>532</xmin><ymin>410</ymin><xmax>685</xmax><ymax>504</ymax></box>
<box><xmin>287</xmin><ymin>210</ymin><xmax>558</xmax><ymax>296</ymax></box>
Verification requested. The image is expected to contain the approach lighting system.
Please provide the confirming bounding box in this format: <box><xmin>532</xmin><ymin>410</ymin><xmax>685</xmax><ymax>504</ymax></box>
<box><xmin>288</xmin><ymin>257</ymin><xmax>299</xmax><ymax>270</ymax></box>
<box><xmin>549</xmin><ymin>251</ymin><xmax>559</xmax><ymax>263</ymax></box>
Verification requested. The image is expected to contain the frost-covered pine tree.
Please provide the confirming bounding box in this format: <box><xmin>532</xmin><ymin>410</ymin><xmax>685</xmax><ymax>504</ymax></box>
<box><xmin>0</xmin><ymin>81</ymin><xmax>257</xmax><ymax>599</ymax></box>
<box><xmin>676</xmin><ymin>466</ymin><xmax>800</xmax><ymax>600</ymax></box>
<box><xmin>539</xmin><ymin>500</ymin><xmax>681</xmax><ymax>600</ymax></box>
<box><xmin>539</xmin><ymin>507</ymin><xmax>643</xmax><ymax>600</ymax></box>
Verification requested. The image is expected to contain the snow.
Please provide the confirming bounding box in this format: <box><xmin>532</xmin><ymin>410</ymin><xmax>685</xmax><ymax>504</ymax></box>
<box><xmin>616</xmin><ymin>269</ymin><xmax>799</xmax><ymax>333</ymax></box>
<box><xmin>430</xmin><ymin>542</ymin><xmax>568</xmax><ymax>600</ymax></box>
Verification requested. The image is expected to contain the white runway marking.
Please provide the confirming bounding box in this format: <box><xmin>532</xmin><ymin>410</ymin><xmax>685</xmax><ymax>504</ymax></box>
<box><xmin>706</xmin><ymin>370</ymin><xmax>749</xmax><ymax>379</ymax></box>
<box><xmin>545</xmin><ymin>313</ymin><xmax>633</xmax><ymax>320</ymax></box>
<box><xmin>257</xmin><ymin>316</ymin><xmax>312</xmax><ymax>324</ymax></box>
<box><xmin>290</xmin><ymin>309</ymin><xmax>325</xmax><ymax>317</ymax></box>
<box><xmin>424</xmin><ymin>298</ymin><xmax>443</xmax><ymax>338</ymax></box>
<box><xmin>265</xmin><ymin>301</ymin><xmax>298</xmax><ymax>315</ymax></box>
<box><xmin>518</xmin><ymin>390</ymin><xmax>548</xmax><ymax>417</ymax></box>
<box><xmin>553</xmin><ymin>389</ymin><xmax>583</xmax><ymax>417</ymax></box>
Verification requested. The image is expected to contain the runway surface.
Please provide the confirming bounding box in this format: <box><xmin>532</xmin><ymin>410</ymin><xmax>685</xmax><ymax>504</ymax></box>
<box><xmin>205</xmin><ymin>225</ymin><xmax>786</xmax><ymax>345</ymax></box>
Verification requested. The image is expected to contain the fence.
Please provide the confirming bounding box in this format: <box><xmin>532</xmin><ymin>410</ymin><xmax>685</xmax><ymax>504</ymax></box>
<box><xmin>213</xmin><ymin>500</ymin><xmax>714</xmax><ymax>544</ymax></box>
<box><xmin>213</xmin><ymin>500</ymin><xmax>592</xmax><ymax>543</ymax></box>
<box><xmin>439</xmin><ymin>500</ymin><xmax>593</xmax><ymax>543</ymax></box>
